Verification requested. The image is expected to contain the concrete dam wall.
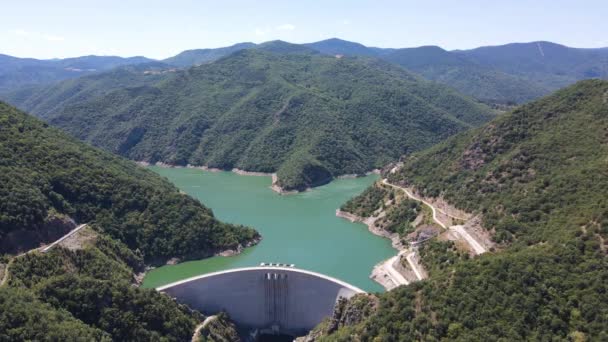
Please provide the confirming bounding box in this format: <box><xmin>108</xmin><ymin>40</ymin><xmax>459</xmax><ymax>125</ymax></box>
<box><xmin>157</xmin><ymin>266</ymin><xmax>364</xmax><ymax>335</ymax></box>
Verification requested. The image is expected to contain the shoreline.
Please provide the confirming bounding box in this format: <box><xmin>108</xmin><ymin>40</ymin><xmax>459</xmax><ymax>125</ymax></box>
<box><xmin>336</xmin><ymin>209</ymin><xmax>411</xmax><ymax>290</ymax></box>
<box><xmin>137</xmin><ymin>235</ymin><xmax>263</xmax><ymax>285</ymax></box>
<box><xmin>335</xmin><ymin>209</ymin><xmax>404</xmax><ymax>251</ymax></box>
<box><xmin>137</xmin><ymin>161</ymin><xmax>380</xmax><ymax>195</ymax></box>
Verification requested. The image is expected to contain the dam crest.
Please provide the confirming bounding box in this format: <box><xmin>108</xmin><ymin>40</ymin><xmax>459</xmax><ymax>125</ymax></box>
<box><xmin>157</xmin><ymin>265</ymin><xmax>365</xmax><ymax>336</ymax></box>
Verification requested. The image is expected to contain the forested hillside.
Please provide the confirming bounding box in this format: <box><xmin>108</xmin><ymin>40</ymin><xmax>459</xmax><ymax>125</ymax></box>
<box><xmin>0</xmin><ymin>53</ymin><xmax>153</xmax><ymax>92</ymax></box>
<box><xmin>10</xmin><ymin>43</ymin><xmax>493</xmax><ymax>191</ymax></box>
<box><xmin>0</xmin><ymin>102</ymin><xmax>256</xmax><ymax>340</ymax></box>
<box><xmin>1</xmin><ymin>62</ymin><xmax>169</xmax><ymax>119</ymax></box>
<box><xmin>315</xmin><ymin>80</ymin><xmax>608</xmax><ymax>341</ymax></box>
<box><xmin>303</xmin><ymin>39</ymin><xmax>608</xmax><ymax>105</ymax></box>
<box><xmin>383</xmin><ymin>46</ymin><xmax>547</xmax><ymax>104</ymax></box>
<box><xmin>459</xmin><ymin>41</ymin><xmax>608</xmax><ymax>91</ymax></box>
<box><xmin>0</xmin><ymin>102</ymin><xmax>258</xmax><ymax>260</ymax></box>
<box><xmin>163</xmin><ymin>42</ymin><xmax>256</xmax><ymax>67</ymax></box>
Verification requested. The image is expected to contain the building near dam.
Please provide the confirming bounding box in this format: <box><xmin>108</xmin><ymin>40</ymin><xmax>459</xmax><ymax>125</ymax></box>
<box><xmin>157</xmin><ymin>264</ymin><xmax>364</xmax><ymax>337</ymax></box>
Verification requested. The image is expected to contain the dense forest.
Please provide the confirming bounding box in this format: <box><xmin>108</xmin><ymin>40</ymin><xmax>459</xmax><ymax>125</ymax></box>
<box><xmin>381</xmin><ymin>45</ymin><xmax>547</xmax><ymax>104</ymax></box>
<box><xmin>3</xmin><ymin>42</ymin><xmax>494</xmax><ymax>191</ymax></box>
<box><xmin>305</xmin><ymin>38</ymin><xmax>608</xmax><ymax>105</ymax></box>
<box><xmin>0</xmin><ymin>103</ymin><xmax>258</xmax><ymax>340</ymax></box>
<box><xmin>0</xmin><ymin>102</ymin><xmax>258</xmax><ymax>259</ymax></box>
<box><xmin>314</xmin><ymin>80</ymin><xmax>608</xmax><ymax>341</ymax></box>
<box><xmin>0</xmin><ymin>53</ymin><xmax>153</xmax><ymax>92</ymax></box>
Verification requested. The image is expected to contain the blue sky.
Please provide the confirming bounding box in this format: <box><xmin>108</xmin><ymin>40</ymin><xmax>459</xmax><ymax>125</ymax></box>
<box><xmin>2</xmin><ymin>0</ymin><xmax>607</xmax><ymax>59</ymax></box>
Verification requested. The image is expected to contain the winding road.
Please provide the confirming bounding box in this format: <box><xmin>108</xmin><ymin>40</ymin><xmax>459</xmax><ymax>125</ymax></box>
<box><xmin>0</xmin><ymin>224</ymin><xmax>88</xmax><ymax>287</ymax></box>
<box><xmin>381</xmin><ymin>179</ymin><xmax>486</xmax><ymax>254</ymax></box>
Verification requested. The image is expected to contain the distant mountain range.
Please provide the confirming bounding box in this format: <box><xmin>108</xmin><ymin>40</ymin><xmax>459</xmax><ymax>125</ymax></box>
<box><xmin>2</xmin><ymin>38</ymin><xmax>607</xmax><ymax>104</ymax></box>
<box><xmin>2</xmin><ymin>38</ymin><xmax>607</xmax><ymax>190</ymax></box>
<box><xmin>2</xmin><ymin>41</ymin><xmax>494</xmax><ymax>191</ymax></box>
<box><xmin>0</xmin><ymin>54</ymin><xmax>154</xmax><ymax>92</ymax></box>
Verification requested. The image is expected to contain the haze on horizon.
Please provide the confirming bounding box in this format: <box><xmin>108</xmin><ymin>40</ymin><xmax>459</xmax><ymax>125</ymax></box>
<box><xmin>2</xmin><ymin>0</ymin><xmax>608</xmax><ymax>60</ymax></box>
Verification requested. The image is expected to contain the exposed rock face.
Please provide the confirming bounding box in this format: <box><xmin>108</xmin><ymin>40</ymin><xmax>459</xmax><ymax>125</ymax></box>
<box><xmin>198</xmin><ymin>313</ymin><xmax>240</xmax><ymax>342</ymax></box>
<box><xmin>296</xmin><ymin>294</ymin><xmax>379</xmax><ymax>341</ymax></box>
<box><xmin>327</xmin><ymin>295</ymin><xmax>379</xmax><ymax>333</ymax></box>
<box><xmin>0</xmin><ymin>214</ymin><xmax>76</xmax><ymax>254</ymax></box>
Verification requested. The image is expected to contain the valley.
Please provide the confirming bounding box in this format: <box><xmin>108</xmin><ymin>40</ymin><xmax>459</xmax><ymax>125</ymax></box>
<box><xmin>1</xmin><ymin>4</ymin><xmax>607</xmax><ymax>338</ymax></box>
<box><xmin>142</xmin><ymin>167</ymin><xmax>394</xmax><ymax>292</ymax></box>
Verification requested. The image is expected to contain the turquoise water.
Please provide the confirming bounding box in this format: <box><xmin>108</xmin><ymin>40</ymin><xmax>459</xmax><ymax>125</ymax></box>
<box><xmin>142</xmin><ymin>167</ymin><xmax>394</xmax><ymax>292</ymax></box>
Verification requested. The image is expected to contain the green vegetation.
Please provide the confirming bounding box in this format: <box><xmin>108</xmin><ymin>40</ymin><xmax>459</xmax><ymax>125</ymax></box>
<box><xmin>318</xmin><ymin>80</ymin><xmax>608</xmax><ymax>340</ymax></box>
<box><xmin>306</xmin><ymin>39</ymin><xmax>608</xmax><ymax>105</ymax></box>
<box><xmin>163</xmin><ymin>42</ymin><xmax>256</xmax><ymax>67</ymax></box>
<box><xmin>389</xmin><ymin>79</ymin><xmax>608</xmax><ymax>245</ymax></box>
<box><xmin>418</xmin><ymin>240</ymin><xmax>469</xmax><ymax>275</ymax></box>
<box><xmin>198</xmin><ymin>312</ymin><xmax>240</xmax><ymax>342</ymax></box>
<box><xmin>340</xmin><ymin>182</ymin><xmax>421</xmax><ymax>236</ymax></box>
<box><xmin>382</xmin><ymin>46</ymin><xmax>547</xmax><ymax>104</ymax></box>
<box><xmin>460</xmin><ymin>41</ymin><xmax>608</xmax><ymax>91</ymax></box>
<box><xmin>381</xmin><ymin>199</ymin><xmax>422</xmax><ymax>236</ymax></box>
<box><xmin>0</xmin><ymin>101</ymin><xmax>258</xmax><ymax>259</ymax></box>
<box><xmin>5</xmin><ymin>238</ymin><xmax>201</xmax><ymax>341</ymax></box>
<box><xmin>340</xmin><ymin>184</ymin><xmax>390</xmax><ymax>217</ymax></box>
<box><xmin>5</xmin><ymin>43</ymin><xmax>494</xmax><ymax>191</ymax></box>
<box><xmin>0</xmin><ymin>54</ymin><xmax>154</xmax><ymax>92</ymax></box>
<box><xmin>0</xmin><ymin>103</ymin><xmax>258</xmax><ymax>340</ymax></box>
<box><xmin>0</xmin><ymin>286</ymin><xmax>110</xmax><ymax>341</ymax></box>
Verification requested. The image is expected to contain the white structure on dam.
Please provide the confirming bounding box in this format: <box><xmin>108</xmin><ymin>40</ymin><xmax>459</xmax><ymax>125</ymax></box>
<box><xmin>157</xmin><ymin>265</ymin><xmax>365</xmax><ymax>336</ymax></box>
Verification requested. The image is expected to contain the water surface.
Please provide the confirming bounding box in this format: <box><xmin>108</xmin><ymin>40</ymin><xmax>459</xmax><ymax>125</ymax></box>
<box><xmin>142</xmin><ymin>167</ymin><xmax>393</xmax><ymax>292</ymax></box>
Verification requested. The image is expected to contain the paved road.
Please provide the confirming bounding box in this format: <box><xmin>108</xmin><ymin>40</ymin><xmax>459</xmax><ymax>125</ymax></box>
<box><xmin>382</xmin><ymin>179</ymin><xmax>447</xmax><ymax>229</ymax></box>
<box><xmin>382</xmin><ymin>179</ymin><xmax>486</xmax><ymax>255</ymax></box>
<box><xmin>452</xmin><ymin>225</ymin><xmax>486</xmax><ymax>254</ymax></box>
<box><xmin>41</xmin><ymin>224</ymin><xmax>88</xmax><ymax>253</ymax></box>
<box><xmin>0</xmin><ymin>223</ymin><xmax>88</xmax><ymax>287</ymax></box>
<box><xmin>406</xmin><ymin>252</ymin><xmax>424</xmax><ymax>281</ymax></box>
<box><xmin>383</xmin><ymin>253</ymin><xmax>409</xmax><ymax>288</ymax></box>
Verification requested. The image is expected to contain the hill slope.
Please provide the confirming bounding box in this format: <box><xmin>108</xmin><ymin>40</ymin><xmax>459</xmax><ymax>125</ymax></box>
<box><xmin>0</xmin><ymin>54</ymin><xmax>154</xmax><ymax>92</ymax></box>
<box><xmin>303</xmin><ymin>38</ymin><xmax>393</xmax><ymax>57</ymax></box>
<box><xmin>383</xmin><ymin>46</ymin><xmax>547</xmax><ymax>104</ymax></box>
<box><xmin>0</xmin><ymin>101</ymin><xmax>258</xmax><ymax>259</ymax></box>
<box><xmin>28</xmin><ymin>45</ymin><xmax>494</xmax><ymax>191</ymax></box>
<box><xmin>458</xmin><ymin>41</ymin><xmax>608</xmax><ymax>90</ymax></box>
<box><xmin>315</xmin><ymin>80</ymin><xmax>608</xmax><ymax>340</ymax></box>
<box><xmin>0</xmin><ymin>102</ymin><xmax>257</xmax><ymax>339</ymax></box>
<box><xmin>388</xmin><ymin>79</ymin><xmax>608</xmax><ymax>245</ymax></box>
<box><xmin>162</xmin><ymin>42</ymin><xmax>256</xmax><ymax>67</ymax></box>
<box><xmin>1</xmin><ymin>62</ymin><xmax>170</xmax><ymax>119</ymax></box>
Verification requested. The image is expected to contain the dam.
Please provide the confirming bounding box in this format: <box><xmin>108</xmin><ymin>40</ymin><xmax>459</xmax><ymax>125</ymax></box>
<box><xmin>158</xmin><ymin>264</ymin><xmax>365</xmax><ymax>337</ymax></box>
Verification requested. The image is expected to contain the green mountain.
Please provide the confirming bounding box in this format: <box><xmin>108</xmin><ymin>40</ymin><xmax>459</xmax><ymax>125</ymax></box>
<box><xmin>162</xmin><ymin>42</ymin><xmax>256</xmax><ymax>67</ymax></box>
<box><xmin>0</xmin><ymin>102</ymin><xmax>257</xmax><ymax>340</ymax></box>
<box><xmin>317</xmin><ymin>80</ymin><xmax>608</xmax><ymax>340</ymax></box>
<box><xmin>2</xmin><ymin>63</ymin><xmax>169</xmax><ymax>119</ymax></box>
<box><xmin>302</xmin><ymin>39</ymin><xmax>608</xmax><ymax>104</ymax></box>
<box><xmin>0</xmin><ymin>54</ymin><xmax>154</xmax><ymax>92</ymax></box>
<box><xmin>17</xmin><ymin>44</ymin><xmax>493</xmax><ymax>191</ymax></box>
<box><xmin>459</xmin><ymin>41</ymin><xmax>608</xmax><ymax>90</ymax></box>
<box><xmin>0</xmin><ymin>101</ymin><xmax>258</xmax><ymax>259</ymax></box>
<box><xmin>304</xmin><ymin>38</ymin><xmax>393</xmax><ymax>57</ymax></box>
<box><xmin>383</xmin><ymin>46</ymin><xmax>547</xmax><ymax>104</ymax></box>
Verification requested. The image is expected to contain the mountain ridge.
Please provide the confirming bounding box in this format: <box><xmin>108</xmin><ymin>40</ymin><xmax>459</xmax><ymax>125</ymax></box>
<box><xmin>23</xmin><ymin>47</ymin><xmax>494</xmax><ymax>191</ymax></box>
<box><xmin>311</xmin><ymin>80</ymin><xmax>608</xmax><ymax>341</ymax></box>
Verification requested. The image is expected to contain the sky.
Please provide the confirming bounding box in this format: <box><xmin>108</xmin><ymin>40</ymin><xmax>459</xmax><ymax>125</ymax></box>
<box><xmin>2</xmin><ymin>0</ymin><xmax>607</xmax><ymax>60</ymax></box>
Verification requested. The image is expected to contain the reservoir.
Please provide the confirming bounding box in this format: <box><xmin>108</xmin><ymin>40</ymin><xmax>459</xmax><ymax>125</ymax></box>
<box><xmin>142</xmin><ymin>167</ymin><xmax>394</xmax><ymax>292</ymax></box>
